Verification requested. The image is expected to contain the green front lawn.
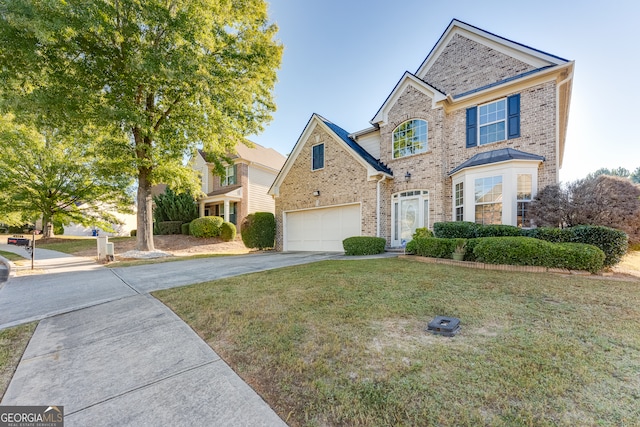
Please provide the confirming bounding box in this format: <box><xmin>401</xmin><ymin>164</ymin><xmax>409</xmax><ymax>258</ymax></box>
<box><xmin>0</xmin><ymin>323</ymin><xmax>36</xmax><ymax>399</ymax></box>
<box><xmin>0</xmin><ymin>250</ymin><xmax>26</xmax><ymax>262</ymax></box>
<box><xmin>155</xmin><ymin>258</ymin><xmax>640</xmax><ymax>427</ymax></box>
<box><xmin>35</xmin><ymin>236</ymin><xmax>132</xmax><ymax>254</ymax></box>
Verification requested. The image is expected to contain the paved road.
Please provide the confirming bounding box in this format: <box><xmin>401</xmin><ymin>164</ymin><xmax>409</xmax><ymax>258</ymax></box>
<box><xmin>0</xmin><ymin>250</ymin><xmax>380</xmax><ymax>426</ymax></box>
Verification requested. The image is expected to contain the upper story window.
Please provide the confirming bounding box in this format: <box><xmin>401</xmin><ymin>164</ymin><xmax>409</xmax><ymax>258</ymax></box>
<box><xmin>466</xmin><ymin>94</ymin><xmax>520</xmax><ymax>148</ymax></box>
<box><xmin>393</xmin><ymin>119</ymin><xmax>428</xmax><ymax>159</ymax></box>
<box><xmin>479</xmin><ymin>99</ymin><xmax>506</xmax><ymax>145</ymax></box>
<box><xmin>221</xmin><ymin>164</ymin><xmax>236</xmax><ymax>186</ymax></box>
<box><xmin>312</xmin><ymin>143</ymin><xmax>324</xmax><ymax>170</ymax></box>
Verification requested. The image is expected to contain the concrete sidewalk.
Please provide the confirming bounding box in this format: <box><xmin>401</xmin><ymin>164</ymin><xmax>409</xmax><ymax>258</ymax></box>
<box><xmin>2</xmin><ymin>295</ymin><xmax>286</xmax><ymax>426</ymax></box>
<box><xmin>0</xmin><ymin>243</ymin><xmax>101</xmax><ymax>274</ymax></box>
<box><xmin>0</xmin><ymin>250</ymin><xmax>373</xmax><ymax>426</ymax></box>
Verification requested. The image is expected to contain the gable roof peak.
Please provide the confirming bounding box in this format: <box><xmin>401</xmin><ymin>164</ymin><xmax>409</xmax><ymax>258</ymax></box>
<box><xmin>415</xmin><ymin>19</ymin><xmax>569</xmax><ymax>80</ymax></box>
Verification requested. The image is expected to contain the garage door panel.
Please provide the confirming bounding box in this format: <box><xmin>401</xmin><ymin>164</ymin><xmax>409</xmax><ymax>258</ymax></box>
<box><xmin>285</xmin><ymin>204</ymin><xmax>360</xmax><ymax>252</ymax></box>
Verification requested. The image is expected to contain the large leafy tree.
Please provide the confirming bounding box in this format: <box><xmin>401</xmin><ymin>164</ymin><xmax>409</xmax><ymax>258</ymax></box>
<box><xmin>530</xmin><ymin>175</ymin><xmax>640</xmax><ymax>244</ymax></box>
<box><xmin>0</xmin><ymin>115</ymin><xmax>134</xmax><ymax>237</ymax></box>
<box><xmin>0</xmin><ymin>0</ymin><xmax>282</xmax><ymax>250</ymax></box>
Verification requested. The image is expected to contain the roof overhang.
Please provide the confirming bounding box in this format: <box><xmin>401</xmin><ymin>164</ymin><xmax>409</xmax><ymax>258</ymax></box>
<box><xmin>370</xmin><ymin>72</ymin><xmax>446</xmax><ymax>126</ymax></box>
<box><xmin>269</xmin><ymin>115</ymin><xmax>392</xmax><ymax>197</ymax></box>
<box><xmin>416</xmin><ymin>19</ymin><xmax>569</xmax><ymax>79</ymax></box>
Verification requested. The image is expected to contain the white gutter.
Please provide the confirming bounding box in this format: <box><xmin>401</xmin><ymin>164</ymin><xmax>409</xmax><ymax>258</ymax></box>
<box><xmin>376</xmin><ymin>175</ymin><xmax>387</xmax><ymax>237</ymax></box>
<box><xmin>555</xmin><ymin>69</ymin><xmax>574</xmax><ymax>178</ymax></box>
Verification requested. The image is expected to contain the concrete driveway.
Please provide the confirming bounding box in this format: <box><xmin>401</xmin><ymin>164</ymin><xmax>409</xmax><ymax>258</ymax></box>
<box><xmin>0</xmin><ymin>250</ymin><xmax>360</xmax><ymax>426</ymax></box>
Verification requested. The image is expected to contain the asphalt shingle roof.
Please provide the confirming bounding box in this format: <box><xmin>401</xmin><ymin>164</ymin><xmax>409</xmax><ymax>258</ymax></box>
<box><xmin>317</xmin><ymin>115</ymin><xmax>393</xmax><ymax>176</ymax></box>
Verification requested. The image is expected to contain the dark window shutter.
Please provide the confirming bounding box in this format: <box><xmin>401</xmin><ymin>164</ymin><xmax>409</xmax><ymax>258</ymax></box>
<box><xmin>232</xmin><ymin>164</ymin><xmax>237</xmax><ymax>185</ymax></box>
<box><xmin>312</xmin><ymin>144</ymin><xmax>324</xmax><ymax>170</ymax></box>
<box><xmin>466</xmin><ymin>107</ymin><xmax>477</xmax><ymax>148</ymax></box>
<box><xmin>507</xmin><ymin>94</ymin><xmax>520</xmax><ymax>139</ymax></box>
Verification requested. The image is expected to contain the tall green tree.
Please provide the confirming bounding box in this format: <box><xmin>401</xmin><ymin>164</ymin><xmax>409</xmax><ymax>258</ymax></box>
<box><xmin>0</xmin><ymin>0</ymin><xmax>282</xmax><ymax>250</ymax></box>
<box><xmin>0</xmin><ymin>115</ymin><xmax>134</xmax><ymax>237</ymax></box>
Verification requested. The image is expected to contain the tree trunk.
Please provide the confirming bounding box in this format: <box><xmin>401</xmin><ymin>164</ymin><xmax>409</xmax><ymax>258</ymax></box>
<box><xmin>136</xmin><ymin>169</ymin><xmax>155</xmax><ymax>251</ymax></box>
<box><xmin>42</xmin><ymin>213</ymin><xmax>54</xmax><ymax>238</ymax></box>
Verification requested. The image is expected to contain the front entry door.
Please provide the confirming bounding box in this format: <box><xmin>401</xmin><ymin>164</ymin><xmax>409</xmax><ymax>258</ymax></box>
<box><xmin>392</xmin><ymin>190</ymin><xmax>429</xmax><ymax>247</ymax></box>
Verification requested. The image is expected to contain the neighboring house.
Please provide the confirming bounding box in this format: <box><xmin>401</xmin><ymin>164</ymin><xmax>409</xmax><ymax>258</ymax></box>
<box><xmin>61</xmin><ymin>205</ymin><xmax>137</xmax><ymax>237</ymax></box>
<box><xmin>269</xmin><ymin>19</ymin><xmax>574</xmax><ymax>251</ymax></box>
<box><xmin>194</xmin><ymin>142</ymin><xmax>286</xmax><ymax>230</ymax></box>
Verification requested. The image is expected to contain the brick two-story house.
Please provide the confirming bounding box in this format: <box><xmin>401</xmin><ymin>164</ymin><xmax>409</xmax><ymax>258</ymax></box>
<box><xmin>195</xmin><ymin>142</ymin><xmax>286</xmax><ymax>230</ymax></box>
<box><xmin>269</xmin><ymin>19</ymin><xmax>574</xmax><ymax>251</ymax></box>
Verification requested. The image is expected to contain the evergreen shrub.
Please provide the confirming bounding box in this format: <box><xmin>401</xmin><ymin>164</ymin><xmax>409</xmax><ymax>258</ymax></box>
<box><xmin>342</xmin><ymin>236</ymin><xmax>386</xmax><ymax>255</ymax></box>
<box><xmin>220</xmin><ymin>221</ymin><xmax>237</xmax><ymax>242</ymax></box>
<box><xmin>241</xmin><ymin>212</ymin><xmax>275</xmax><ymax>249</ymax></box>
<box><xmin>190</xmin><ymin>216</ymin><xmax>224</xmax><ymax>238</ymax></box>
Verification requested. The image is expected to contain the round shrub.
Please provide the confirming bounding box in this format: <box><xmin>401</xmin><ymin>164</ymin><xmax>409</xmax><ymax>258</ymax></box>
<box><xmin>433</xmin><ymin>222</ymin><xmax>479</xmax><ymax>239</ymax></box>
<box><xmin>567</xmin><ymin>225</ymin><xmax>628</xmax><ymax>268</ymax></box>
<box><xmin>220</xmin><ymin>221</ymin><xmax>237</xmax><ymax>242</ymax></box>
<box><xmin>343</xmin><ymin>236</ymin><xmax>386</xmax><ymax>255</ymax></box>
<box><xmin>181</xmin><ymin>222</ymin><xmax>191</xmax><ymax>235</ymax></box>
<box><xmin>189</xmin><ymin>216</ymin><xmax>224</xmax><ymax>238</ymax></box>
<box><xmin>241</xmin><ymin>212</ymin><xmax>276</xmax><ymax>249</ymax></box>
<box><xmin>130</xmin><ymin>229</ymin><xmax>137</xmax><ymax>237</ymax></box>
<box><xmin>473</xmin><ymin>236</ymin><xmax>605</xmax><ymax>273</ymax></box>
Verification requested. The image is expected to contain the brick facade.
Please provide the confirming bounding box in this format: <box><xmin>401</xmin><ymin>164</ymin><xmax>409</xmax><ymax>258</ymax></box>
<box><xmin>274</xmin><ymin>123</ymin><xmax>379</xmax><ymax>250</ymax></box>
<box><xmin>422</xmin><ymin>33</ymin><xmax>537</xmax><ymax>97</ymax></box>
<box><xmin>272</xmin><ymin>20</ymin><xmax>572</xmax><ymax>250</ymax></box>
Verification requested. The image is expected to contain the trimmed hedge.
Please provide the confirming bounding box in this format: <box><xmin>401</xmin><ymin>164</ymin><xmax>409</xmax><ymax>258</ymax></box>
<box><xmin>241</xmin><ymin>212</ymin><xmax>276</xmax><ymax>249</ymax></box>
<box><xmin>433</xmin><ymin>221</ymin><xmax>478</xmax><ymax>239</ymax></box>
<box><xmin>406</xmin><ymin>237</ymin><xmax>464</xmax><ymax>259</ymax></box>
<box><xmin>220</xmin><ymin>221</ymin><xmax>237</xmax><ymax>242</ymax></box>
<box><xmin>181</xmin><ymin>222</ymin><xmax>191</xmax><ymax>235</ymax></box>
<box><xmin>157</xmin><ymin>220</ymin><xmax>183</xmax><ymax>235</ymax></box>
<box><xmin>412</xmin><ymin>227</ymin><xmax>434</xmax><ymax>239</ymax></box>
<box><xmin>434</xmin><ymin>222</ymin><xmax>628</xmax><ymax>268</ymax></box>
<box><xmin>473</xmin><ymin>236</ymin><xmax>605</xmax><ymax>273</ymax></box>
<box><xmin>474</xmin><ymin>224</ymin><xmax>521</xmax><ymax>237</ymax></box>
<box><xmin>190</xmin><ymin>216</ymin><xmax>224</xmax><ymax>238</ymax></box>
<box><xmin>343</xmin><ymin>236</ymin><xmax>386</xmax><ymax>255</ymax></box>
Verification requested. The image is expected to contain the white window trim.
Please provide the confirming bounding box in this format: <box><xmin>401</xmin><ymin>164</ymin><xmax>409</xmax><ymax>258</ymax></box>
<box><xmin>478</xmin><ymin>98</ymin><xmax>506</xmax><ymax>146</ymax></box>
<box><xmin>392</xmin><ymin>119</ymin><xmax>428</xmax><ymax>159</ymax></box>
<box><xmin>221</xmin><ymin>164</ymin><xmax>236</xmax><ymax>186</ymax></box>
<box><xmin>451</xmin><ymin>162</ymin><xmax>538</xmax><ymax>226</ymax></box>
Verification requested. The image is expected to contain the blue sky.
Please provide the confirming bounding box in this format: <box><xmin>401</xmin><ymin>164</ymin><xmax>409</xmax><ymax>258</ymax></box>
<box><xmin>249</xmin><ymin>0</ymin><xmax>640</xmax><ymax>182</ymax></box>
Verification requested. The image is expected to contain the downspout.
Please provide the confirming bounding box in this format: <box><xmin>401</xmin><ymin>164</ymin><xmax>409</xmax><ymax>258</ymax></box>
<box><xmin>555</xmin><ymin>69</ymin><xmax>574</xmax><ymax>180</ymax></box>
<box><xmin>376</xmin><ymin>175</ymin><xmax>386</xmax><ymax>237</ymax></box>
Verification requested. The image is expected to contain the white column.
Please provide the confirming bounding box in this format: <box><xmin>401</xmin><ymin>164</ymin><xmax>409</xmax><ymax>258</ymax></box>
<box><xmin>199</xmin><ymin>200</ymin><xmax>205</xmax><ymax>217</ymax></box>
<box><xmin>223</xmin><ymin>199</ymin><xmax>230</xmax><ymax>222</ymax></box>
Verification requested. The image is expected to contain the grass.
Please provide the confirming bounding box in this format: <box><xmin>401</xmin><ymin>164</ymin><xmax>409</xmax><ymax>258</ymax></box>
<box><xmin>0</xmin><ymin>323</ymin><xmax>36</xmax><ymax>400</ymax></box>
<box><xmin>0</xmin><ymin>250</ymin><xmax>26</xmax><ymax>262</ymax></box>
<box><xmin>155</xmin><ymin>258</ymin><xmax>640</xmax><ymax>427</ymax></box>
<box><xmin>35</xmin><ymin>236</ymin><xmax>131</xmax><ymax>254</ymax></box>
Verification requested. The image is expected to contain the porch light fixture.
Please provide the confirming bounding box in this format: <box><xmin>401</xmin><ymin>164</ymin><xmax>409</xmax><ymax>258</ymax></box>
<box><xmin>313</xmin><ymin>190</ymin><xmax>320</xmax><ymax>196</ymax></box>
<box><xmin>404</xmin><ymin>171</ymin><xmax>412</xmax><ymax>182</ymax></box>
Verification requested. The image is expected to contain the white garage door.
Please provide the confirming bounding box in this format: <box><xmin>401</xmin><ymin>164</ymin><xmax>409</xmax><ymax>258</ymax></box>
<box><xmin>285</xmin><ymin>204</ymin><xmax>361</xmax><ymax>251</ymax></box>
